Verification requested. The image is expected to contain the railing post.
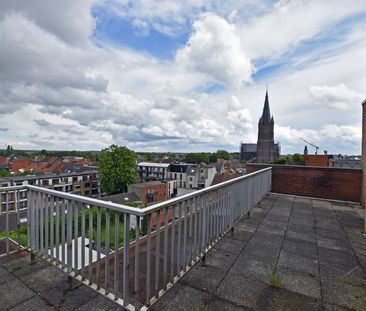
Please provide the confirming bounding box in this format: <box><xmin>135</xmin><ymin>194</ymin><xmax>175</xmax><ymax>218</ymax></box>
<box><xmin>123</xmin><ymin>213</ymin><xmax>130</xmax><ymax>306</ymax></box>
<box><xmin>66</xmin><ymin>199</ymin><xmax>72</xmax><ymax>273</ymax></box>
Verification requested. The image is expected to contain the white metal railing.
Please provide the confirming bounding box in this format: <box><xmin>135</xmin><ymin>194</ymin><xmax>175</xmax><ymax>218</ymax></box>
<box><xmin>0</xmin><ymin>167</ymin><xmax>271</xmax><ymax>310</ymax></box>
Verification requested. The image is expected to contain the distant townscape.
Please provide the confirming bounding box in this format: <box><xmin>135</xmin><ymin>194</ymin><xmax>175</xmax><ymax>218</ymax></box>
<box><xmin>0</xmin><ymin>90</ymin><xmax>361</xmax><ymax>210</ymax></box>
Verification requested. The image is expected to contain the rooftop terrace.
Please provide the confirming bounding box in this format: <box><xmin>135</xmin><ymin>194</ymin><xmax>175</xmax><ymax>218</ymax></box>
<box><xmin>1</xmin><ymin>193</ymin><xmax>365</xmax><ymax>310</ymax></box>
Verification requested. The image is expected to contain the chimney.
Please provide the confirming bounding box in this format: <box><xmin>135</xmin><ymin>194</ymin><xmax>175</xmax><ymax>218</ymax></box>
<box><xmin>362</xmin><ymin>99</ymin><xmax>366</xmax><ymax>233</ymax></box>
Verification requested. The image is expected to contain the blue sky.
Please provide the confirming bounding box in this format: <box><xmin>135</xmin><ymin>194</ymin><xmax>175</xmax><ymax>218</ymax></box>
<box><xmin>0</xmin><ymin>0</ymin><xmax>365</xmax><ymax>154</ymax></box>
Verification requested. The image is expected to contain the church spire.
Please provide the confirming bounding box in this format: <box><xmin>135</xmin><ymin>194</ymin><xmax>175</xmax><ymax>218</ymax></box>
<box><xmin>260</xmin><ymin>88</ymin><xmax>272</xmax><ymax>124</ymax></box>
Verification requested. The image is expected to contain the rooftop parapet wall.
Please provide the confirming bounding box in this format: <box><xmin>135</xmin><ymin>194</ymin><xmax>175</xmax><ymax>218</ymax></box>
<box><xmin>247</xmin><ymin>163</ymin><xmax>362</xmax><ymax>203</ymax></box>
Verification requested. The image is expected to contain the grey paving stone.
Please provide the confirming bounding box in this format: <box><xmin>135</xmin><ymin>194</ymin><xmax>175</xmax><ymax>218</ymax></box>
<box><xmin>207</xmin><ymin>296</ymin><xmax>250</xmax><ymax>310</ymax></box>
<box><xmin>0</xmin><ymin>266</ymin><xmax>16</xmax><ymax>285</ymax></box>
<box><xmin>282</xmin><ymin>238</ymin><xmax>317</xmax><ymax>259</ymax></box>
<box><xmin>9</xmin><ymin>295</ymin><xmax>55</xmax><ymax>311</ymax></box>
<box><xmin>214</xmin><ymin>237</ymin><xmax>246</xmax><ymax>255</ymax></box>
<box><xmin>234</xmin><ymin>221</ymin><xmax>257</xmax><ymax>233</ymax></box>
<box><xmin>258</xmin><ymin>286</ymin><xmax>321</xmax><ymax>311</ymax></box>
<box><xmin>226</xmin><ymin>228</ymin><xmax>253</xmax><ymax>242</ymax></box>
<box><xmin>277</xmin><ymin>250</ymin><xmax>319</xmax><ymax>277</ymax></box>
<box><xmin>288</xmin><ymin>223</ymin><xmax>315</xmax><ymax>235</ymax></box>
<box><xmin>215</xmin><ymin>271</ymin><xmax>267</xmax><ymax>309</ymax></box>
<box><xmin>320</xmin><ymin>262</ymin><xmax>366</xmax><ymax>288</ymax></box>
<box><xmin>318</xmin><ymin>247</ymin><xmax>359</xmax><ymax>269</ymax></box>
<box><xmin>316</xmin><ymin>229</ymin><xmax>348</xmax><ymax>241</ymax></box>
<box><xmin>285</xmin><ymin>230</ymin><xmax>316</xmax><ymax>243</ymax></box>
<box><xmin>243</xmin><ymin>243</ymin><xmax>281</xmax><ymax>263</ymax></box>
<box><xmin>180</xmin><ymin>264</ymin><xmax>227</xmax><ymax>294</ymax></box>
<box><xmin>322</xmin><ymin>278</ymin><xmax>366</xmax><ymax>311</ymax></box>
<box><xmin>317</xmin><ymin>237</ymin><xmax>354</xmax><ymax>253</ymax></box>
<box><xmin>204</xmin><ymin>248</ymin><xmax>238</xmax><ymax>272</ymax></box>
<box><xmin>75</xmin><ymin>295</ymin><xmax>125</xmax><ymax>311</ymax></box>
<box><xmin>276</xmin><ymin>267</ymin><xmax>321</xmax><ymax>299</ymax></box>
<box><xmin>14</xmin><ymin>261</ymin><xmax>69</xmax><ymax>292</ymax></box>
<box><xmin>231</xmin><ymin>255</ymin><xmax>271</xmax><ymax>283</ymax></box>
<box><xmin>150</xmin><ymin>283</ymin><xmax>208</xmax><ymax>311</ymax></box>
<box><xmin>258</xmin><ymin>221</ymin><xmax>287</xmax><ymax>236</ymax></box>
<box><xmin>324</xmin><ymin>302</ymin><xmax>356</xmax><ymax>311</ymax></box>
<box><xmin>40</xmin><ymin>279</ymin><xmax>98</xmax><ymax>310</ymax></box>
<box><xmin>0</xmin><ymin>278</ymin><xmax>36</xmax><ymax>310</ymax></box>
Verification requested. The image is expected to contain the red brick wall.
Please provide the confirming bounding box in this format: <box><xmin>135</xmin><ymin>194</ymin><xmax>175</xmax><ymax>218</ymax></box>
<box><xmin>247</xmin><ymin>164</ymin><xmax>362</xmax><ymax>202</ymax></box>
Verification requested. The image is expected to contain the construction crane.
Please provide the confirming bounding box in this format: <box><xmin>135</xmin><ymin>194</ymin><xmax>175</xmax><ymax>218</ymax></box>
<box><xmin>300</xmin><ymin>138</ymin><xmax>319</xmax><ymax>155</ymax></box>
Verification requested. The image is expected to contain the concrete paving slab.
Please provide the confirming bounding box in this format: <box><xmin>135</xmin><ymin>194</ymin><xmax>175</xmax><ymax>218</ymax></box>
<box><xmin>282</xmin><ymin>238</ymin><xmax>317</xmax><ymax>259</ymax></box>
<box><xmin>180</xmin><ymin>264</ymin><xmax>227</xmax><ymax>294</ymax></box>
<box><xmin>40</xmin><ymin>279</ymin><xmax>98</xmax><ymax>310</ymax></box>
<box><xmin>204</xmin><ymin>248</ymin><xmax>238</xmax><ymax>271</ymax></box>
<box><xmin>214</xmin><ymin>237</ymin><xmax>246</xmax><ymax>255</ymax></box>
<box><xmin>74</xmin><ymin>294</ymin><xmax>125</xmax><ymax>311</ymax></box>
<box><xmin>215</xmin><ymin>271</ymin><xmax>268</xmax><ymax>309</ymax></box>
<box><xmin>149</xmin><ymin>283</ymin><xmax>209</xmax><ymax>311</ymax></box>
<box><xmin>0</xmin><ymin>266</ymin><xmax>16</xmax><ymax>285</ymax></box>
<box><xmin>9</xmin><ymin>295</ymin><xmax>55</xmax><ymax>311</ymax></box>
<box><xmin>230</xmin><ymin>255</ymin><xmax>271</xmax><ymax>283</ymax></box>
<box><xmin>277</xmin><ymin>250</ymin><xmax>319</xmax><ymax>277</ymax></box>
<box><xmin>258</xmin><ymin>287</ymin><xmax>321</xmax><ymax>311</ymax></box>
<box><xmin>276</xmin><ymin>267</ymin><xmax>321</xmax><ymax>299</ymax></box>
<box><xmin>318</xmin><ymin>247</ymin><xmax>359</xmax><ymax>269</ymax></box>
<box><xmin>0</xmin><ymin>278</ymin><xmax>36</xmax><ymax>310</ymax></box>
<box><xmin>14</xmin><ymin>261</ymin><xmax>69</xmax><ymax>292</ymax></box>
<box><xmin>322</xmin><ymin>279</ymin><xmax>366</xmax><ymax>311</ymax></box>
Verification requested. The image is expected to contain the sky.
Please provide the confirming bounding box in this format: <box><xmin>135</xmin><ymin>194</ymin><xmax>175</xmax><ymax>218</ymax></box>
<box><xmin>0</xmin><ymin>0</ymin><xmax>365</xmax><ymax>155</ymax></box>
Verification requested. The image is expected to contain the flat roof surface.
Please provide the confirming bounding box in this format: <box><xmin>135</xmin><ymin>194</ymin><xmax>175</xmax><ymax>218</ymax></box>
<box><xmin>138</xmin><ymin>162</ymin><xmax>170</xmax><ymax>168</ymax></box>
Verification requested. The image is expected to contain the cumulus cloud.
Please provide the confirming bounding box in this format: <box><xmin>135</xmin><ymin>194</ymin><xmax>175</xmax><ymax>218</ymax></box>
<box><xmin>177</xmin><ymin>13</ymin><xmax>252</xmax><ymax>88</ymax></box>
<box><xmin>309</xmin><ymin>83</ymin><xmax>364</xmax><ymax>110</ymax></box>
<box><xmin>0</xmin><ymin>0</ymin><xmax>365</xmax><ymax>154</ymax></box>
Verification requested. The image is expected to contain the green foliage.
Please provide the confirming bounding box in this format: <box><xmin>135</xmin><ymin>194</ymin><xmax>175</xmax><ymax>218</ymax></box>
<box><xmin>193</xmin><ymin>306</ymin><xmax>207</xmax><ymax>311</ymax></box>
<box><xmin>185</xmin><ymin>153</ymin><xmax>209</xmax><ymax>164</ymax></box>
<box><xmin>0</xmin><ymin>224</ymin><xmax>28</xmax><ymax>247</ymax></box>
<box><xmin>241</xmin><ymin>159</ymin><xmax>248</xmax><ymax>164</ymax></box>
<box><xmin>99</xmin><ymin>145</ymin><xmax>137</xmax><ymax>195</ymax></box>
<box><xmin>0</xmin><ymin>169</ymin><xmax>10</xmax><ymax>177</ymax></box>
<box><xmin>208</xmin><ymin>153</ymin><xmax>217</xmax><ymax>163</ymax></box>
<box><xmin>267</xmin><ymin>268</ymin><xmax>283</xmax><ymax>288</ymax></box>
<box><xmin>272</xmin><ymin>156</ymin><xmax>288</xmax><ymax>164</ymax></box>
<box><xmin>292</xmin><ymin>153</ymin><xmax>303</xmax><ymax>162</ymax></box>
<box><xmin>216</xmin><ymin>149</ymin><xmax>231</xmax><ymax>160</ymax></box>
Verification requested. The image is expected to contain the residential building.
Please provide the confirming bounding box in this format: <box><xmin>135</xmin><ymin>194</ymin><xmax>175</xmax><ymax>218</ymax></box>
<box><xmin>128</xmin><ymin>181</ymin><xmax>168</xmax><ymax>205</ymax></box>
<box><xmin>197</xmin><ymin>164</ymin><xmax>217</xmax><ymax>188</ymax></box>
<box><xmin>1</xmin><ymin>170</ymin><xmax>99</xmax><ymax>198</ymax></box>
<box><xmin>168</xmin><ymin>163</ymin><xmax>192</xmax><ymax>188</ymax></box>
<box><xmin>331</xmin><ymin>159</ymin><xmax>361</xmax><ymax>169</ymax></box>
<box><xmin>137</xmin><ymin>162</ymin><xmax>170</xmax><ymax>182</ymax></box>
<box><xmin>303</xmin><ymin>154</ymin><xmax>331</xmax><ymax>167</ymax></box>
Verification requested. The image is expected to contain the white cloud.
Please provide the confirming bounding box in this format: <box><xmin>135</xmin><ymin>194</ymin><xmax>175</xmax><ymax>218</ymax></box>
<box><xmin>309</xmin><ymin>83</ymin><xmax>364</xmax><ymax>110</ymax></box>
<box><xmin>176</xmin><ymin>13</ymin><xmax>252</xmax><ymax>88</ymax></box>
<box><xmin>0</xmin><ymin>0</ymin><xmax>365</xmax><ymax>154</ymax></box>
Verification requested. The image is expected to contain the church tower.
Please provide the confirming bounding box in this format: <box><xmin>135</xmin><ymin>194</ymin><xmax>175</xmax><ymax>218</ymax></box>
<box><xmin>256</xmin><ymin>89</ymin><xmax>275</xmax><ymax>163</ymax></box>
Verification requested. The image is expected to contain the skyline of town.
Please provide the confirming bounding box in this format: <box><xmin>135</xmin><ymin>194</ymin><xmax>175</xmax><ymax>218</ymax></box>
<box><xmin>0</xmin><ymin>1</ymin><xmax>365</xmax><ymax>155</ymax></box>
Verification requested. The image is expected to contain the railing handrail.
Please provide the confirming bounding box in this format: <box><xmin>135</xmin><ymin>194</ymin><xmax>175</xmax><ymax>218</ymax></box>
<box><xmin>139</xmin><ymin>167</ymin><xmax>272</xmax><ymax>215</ymax></box>
<box><xmin>3</xmin><ymin>167</ymin><xmax>272</xmax><ymax>217</ymax></box>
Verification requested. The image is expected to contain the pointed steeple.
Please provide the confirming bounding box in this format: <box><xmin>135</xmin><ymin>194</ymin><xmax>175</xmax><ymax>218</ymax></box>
<box><xmin>260</xmin><ymin>88</ymin><xmax>272</xmax><ymax>124</ymax></box>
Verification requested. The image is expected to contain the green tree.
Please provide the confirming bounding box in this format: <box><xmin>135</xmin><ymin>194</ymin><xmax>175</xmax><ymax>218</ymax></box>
<box><xmin>185</xmin><ymin>153</ymin><xmax>209</xmax><ymax>163</ymax></box>
<box><xmin>216</xmin><ymin>150</ymin><xmax>231</xmax><ymax>160</ymax></box>
<box><xmin>208</xmin><ymin>153</ymin><xmax>217</xmax><ymax>163</ymax></box>
<box><xmin>99</xmin><ymin>145</ymin><xmax>137</xmax><ymax>195</ymax></box>
<box><xmin>0</xmin><ymin>169</ymin><xmax>10</xmax><ymax>177</ymax></box>
<box><xmin>292</xmin><ymin>153</ymin><xmax>303</xmax><ymax>162</ymax></box>
<box><xmin>272</xmin><ymin>156</ymin><xmax>288</xmax><ymax>164</ymax></box>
